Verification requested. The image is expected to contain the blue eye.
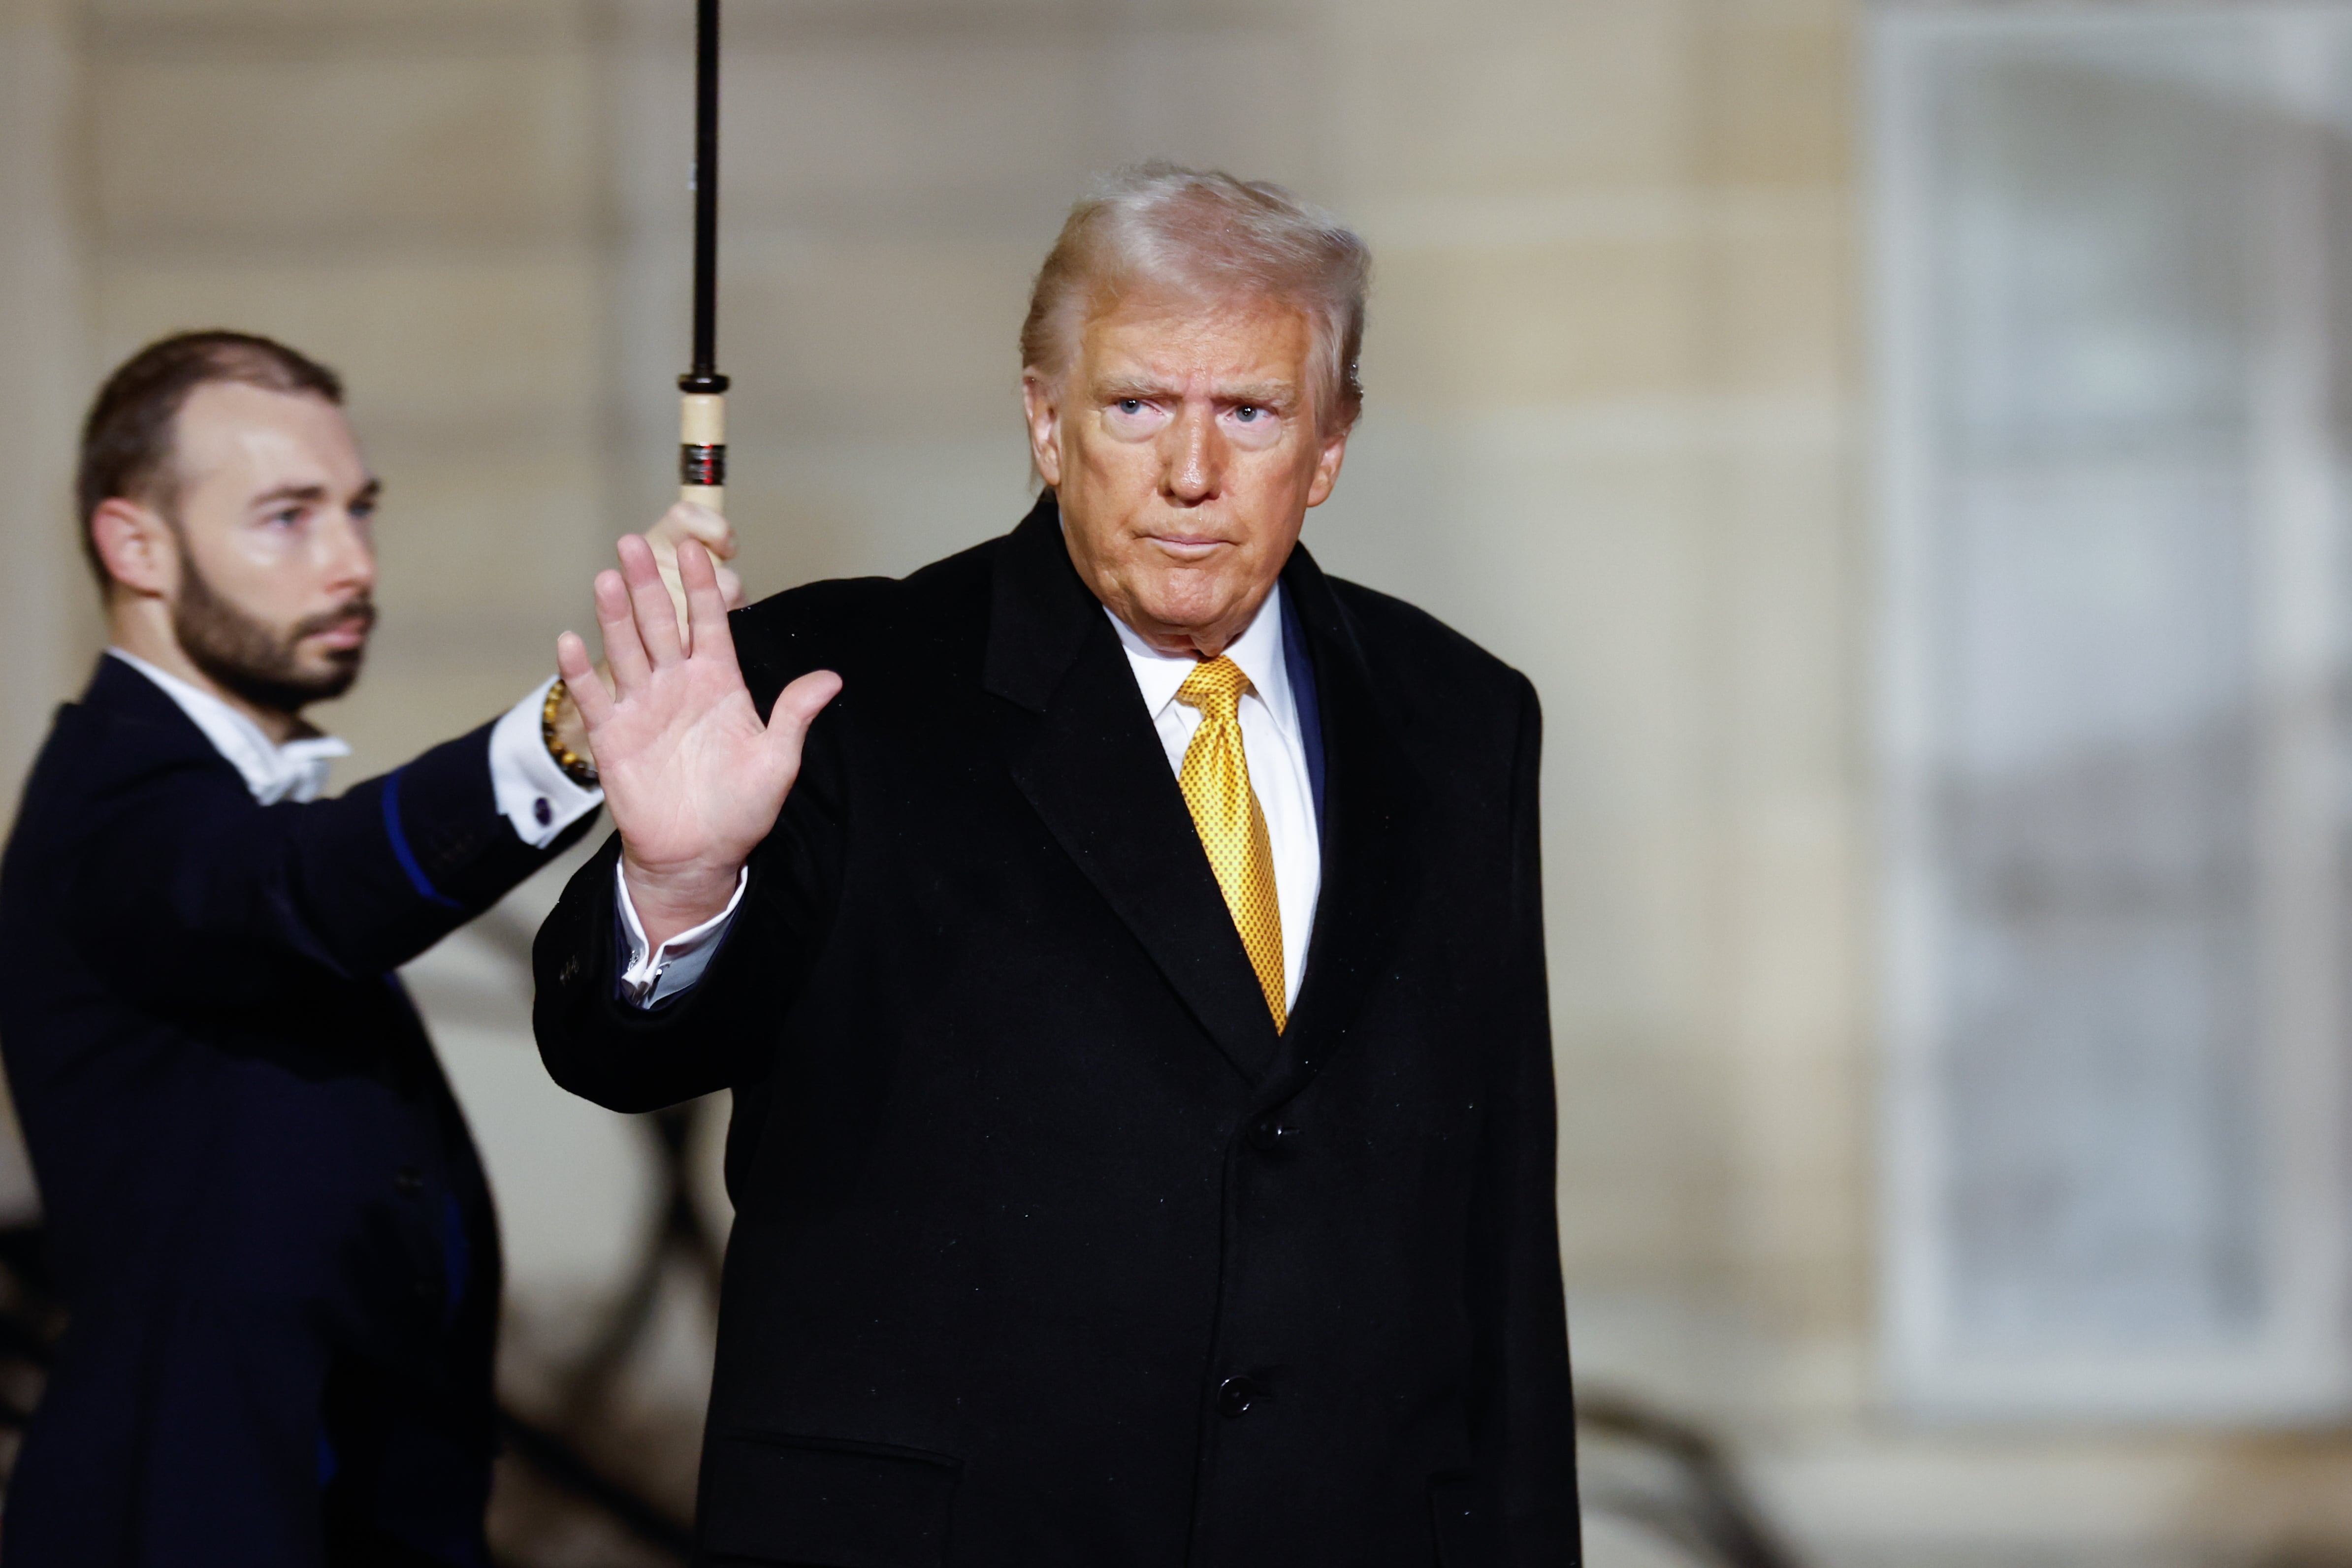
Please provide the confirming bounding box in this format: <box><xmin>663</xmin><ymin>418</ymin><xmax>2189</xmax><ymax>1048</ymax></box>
<box><xmin>1235</xmin><ymin>406</ymin><xmax>1261</xmax><ymax>422</ymax></box>
<box><xmin>1118</xmin><ymin>399</ymin><xmax>1143</xmax><ymax>415</ymax></box>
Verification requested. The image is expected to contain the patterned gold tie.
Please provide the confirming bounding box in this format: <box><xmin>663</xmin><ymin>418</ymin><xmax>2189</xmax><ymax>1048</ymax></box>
<box><xmin>1176</xmin><ymin>657</ymin><xmax>1285</xmax><ymax>1030</ymax></box>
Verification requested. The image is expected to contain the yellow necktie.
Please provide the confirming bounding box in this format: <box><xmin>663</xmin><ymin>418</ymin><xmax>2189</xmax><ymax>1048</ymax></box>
<box><xmin>1176</xmin><ymin>657</ymin><xmax>1285</xmax><ymax>1030</ymax></box>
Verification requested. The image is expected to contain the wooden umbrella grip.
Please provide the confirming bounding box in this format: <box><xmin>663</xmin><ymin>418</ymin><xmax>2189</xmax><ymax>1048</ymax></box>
<box><xmin>679</xmin><ymin>391</ymin><xmax>726</xmax><ymax>512</ymax></box>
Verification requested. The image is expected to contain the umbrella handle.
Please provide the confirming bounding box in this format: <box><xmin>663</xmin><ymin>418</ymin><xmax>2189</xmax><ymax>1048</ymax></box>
<box><xmin>679</xmin><ymin>390</ymin><xmax>725</xmax><ymax>513</ymax></box>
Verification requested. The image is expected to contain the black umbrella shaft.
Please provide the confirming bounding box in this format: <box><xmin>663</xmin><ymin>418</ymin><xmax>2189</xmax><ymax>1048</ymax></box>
<box><xmin>686</xmin><ymin>0</ymin><xmax>724</xmax><ymax>389</ymax></box>
<box><xmin>678</xmin><ymin>0</ymin><xmax>726</xmax><ymax>504</ymax></box>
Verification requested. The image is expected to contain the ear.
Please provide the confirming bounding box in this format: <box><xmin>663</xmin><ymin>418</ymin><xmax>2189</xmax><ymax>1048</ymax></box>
<box><xmin>1020</xmin><ymin>370</ymin><xmax>1064</xmax><ymax>489</ymax></box>
<box><xmin>89</xmin><ymin>497</ymin><xmax>179</xmax><ymax>600</ymax></box>
<box><xmin>1304</xmin><ymin>421</ymin><xmax>1350</xmax><ymax>509</ymax></box>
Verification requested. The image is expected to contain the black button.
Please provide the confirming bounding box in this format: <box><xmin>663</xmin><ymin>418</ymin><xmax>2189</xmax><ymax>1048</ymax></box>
<box><xmin>1217</xmin><ymin>1375</ymin><xmax>1263</xmax><ymax>1417</ymax></box>
<box><xmin>533</xmin><ymin>796</ymin><xmax>553</xmax><ymax>827</ymax></box>
<box><xmin>393</xmin><ymin>1167</ymin><xmax>424</xmax><ymax>1194</ymax></box>
<box><xmin>1246</xmin><ymin>1115</ymin><xmax>1287</xmax><ymax>1152</ymax></box>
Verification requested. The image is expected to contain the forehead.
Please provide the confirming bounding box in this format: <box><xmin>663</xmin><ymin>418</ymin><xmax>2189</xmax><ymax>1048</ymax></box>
<box><xmin>170</xmin><ymin>381</ymin><xmax>364</xmax><ymax>496</ymax></box>
<box><xmin>1076</xmin><ymin>291</ymin><xmax>1315</xmax><ymax>387</ymax></box>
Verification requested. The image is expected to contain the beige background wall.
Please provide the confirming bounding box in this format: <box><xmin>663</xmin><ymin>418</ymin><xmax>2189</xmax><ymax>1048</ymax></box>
<box><xmin>6</xmin><ymin>0</ymin><xmax>2352</xmax><ymax>1563</ymax></box>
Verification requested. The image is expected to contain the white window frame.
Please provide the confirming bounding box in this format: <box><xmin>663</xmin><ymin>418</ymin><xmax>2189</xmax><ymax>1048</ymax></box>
<box><xmin>1873</xmin><ymin>0</ymin><xmax>2352</xmax><ymax>1421</ymax></box>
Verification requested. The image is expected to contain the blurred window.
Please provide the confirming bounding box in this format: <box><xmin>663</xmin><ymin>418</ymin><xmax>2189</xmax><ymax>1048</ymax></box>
<box><xmin>1876</xmin><ymin>4</ymin><xmax>2352</xmax><ymax>1419</ymax></box>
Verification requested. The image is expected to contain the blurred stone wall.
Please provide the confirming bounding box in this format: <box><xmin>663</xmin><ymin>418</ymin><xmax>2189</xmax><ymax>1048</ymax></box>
<box><xmin>6</xmin><ymin>0</ymin><xmax>2352</xmax><ymax>1564</ymax></box>
<box><xmin>59</xmin><ymin>0</ymin><xmax>626</xmax><ymax>764</ymax></box>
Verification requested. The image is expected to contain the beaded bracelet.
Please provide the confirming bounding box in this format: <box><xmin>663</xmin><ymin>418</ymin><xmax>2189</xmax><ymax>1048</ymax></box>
<box><xmin>542</xmin><ymin>680</ymin><xmax>600</xmax><ymax>788</ymax></box>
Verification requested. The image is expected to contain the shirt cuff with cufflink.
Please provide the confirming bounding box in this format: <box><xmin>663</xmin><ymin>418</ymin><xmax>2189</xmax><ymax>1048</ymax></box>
<box><xmin>488</xmin><ymin>675</ymin><xmax>605</xmax><ymax>848</ymax></box>
<box><xmin>614</xmin><ymin>859</ymin><xmax>747</xmax><ymax>1007</ymax></box>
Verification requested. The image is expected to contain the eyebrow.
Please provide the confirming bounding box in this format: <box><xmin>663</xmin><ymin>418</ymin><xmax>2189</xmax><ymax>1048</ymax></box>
<box><xmin>1096</xmin><ymin>376</ymin><xmax>1179</xmax><ymax>402</ymax></box>
<box><xmin>1095</xmin><ymin>377</ymin><xmax>1299</xmax><ymax>407</ymax></box>
<box><xmin>249</xmin><ymin>478</ymin><xmax>381</xmax><ymax>511</ymax></box>
<box><xmin>251</xmin><ymin>484</ymin><xmax>328</xmax><ymax>510</ymax></box>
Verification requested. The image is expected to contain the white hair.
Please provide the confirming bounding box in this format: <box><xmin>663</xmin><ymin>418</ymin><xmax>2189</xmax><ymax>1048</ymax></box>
<box><xmin>1020</xmin><ymin>162</ymin><xmax>1371</xmax><ymax>431</ymax></box>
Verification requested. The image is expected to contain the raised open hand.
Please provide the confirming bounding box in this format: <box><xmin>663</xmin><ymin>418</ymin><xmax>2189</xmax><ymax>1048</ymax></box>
<box><xmin>557</xmin><ymin>535</ymin><xmax>840</xmax><ymax>947</ymax></box>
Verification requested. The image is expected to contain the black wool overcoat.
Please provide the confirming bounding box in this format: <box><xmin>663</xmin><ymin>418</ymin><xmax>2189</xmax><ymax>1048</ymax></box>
<box><xmin>533</xmin><ymin>497</ymin><xmax>1580</xmax><ymax>1568</ymax></box>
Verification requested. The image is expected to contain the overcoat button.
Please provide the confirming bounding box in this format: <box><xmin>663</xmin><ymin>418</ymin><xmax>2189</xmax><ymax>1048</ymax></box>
<box><xmin>1217</xmin><ymin>1376</ymin><xmax>1262</xmax><ymax>1417</ymax></box>
<box><xmin>1246</xmin><ymin>1115</ymin><xmax>1285</xmax><ymax>1152</ymax></box>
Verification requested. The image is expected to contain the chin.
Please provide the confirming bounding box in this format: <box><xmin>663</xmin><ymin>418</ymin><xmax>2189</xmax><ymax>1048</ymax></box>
<box><xmin>1166</xmin><ymin>579</ymin><xmax>1269</xmax><ymax>630</ymax></box>
<box><xmin>1130</xmin><ymin>592</ymin><xmax>1218</xmax><ymax>636</ymax></box>
<box><xmin>1130</xmin><ymin>558</ymin><xmax>1225</xmax><ymax>607</ymax></box>
<box><xmin>305</xmin><ymin>650</ymin><xmax>366</xmax><ymax>700</ymax></box>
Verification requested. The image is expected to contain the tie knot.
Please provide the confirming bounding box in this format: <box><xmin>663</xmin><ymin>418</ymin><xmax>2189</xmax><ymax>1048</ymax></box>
<box><xmin>1177</xmin><ymin>656</ymin><xmax>1252</xmax><ymax>722</ymax></box>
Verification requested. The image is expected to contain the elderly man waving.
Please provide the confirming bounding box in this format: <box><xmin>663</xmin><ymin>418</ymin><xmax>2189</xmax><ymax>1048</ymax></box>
<box><xmin>534</xmin><ymin>164</ymin><xmax>1580</xmax><ymax>1566</ymax></box>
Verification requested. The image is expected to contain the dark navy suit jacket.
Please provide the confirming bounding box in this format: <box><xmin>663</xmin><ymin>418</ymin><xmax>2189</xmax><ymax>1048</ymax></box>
<box><xmin>0</xmin><ymin>656</ymin><xmax>593</xmax><ymax>1567</ymax></box>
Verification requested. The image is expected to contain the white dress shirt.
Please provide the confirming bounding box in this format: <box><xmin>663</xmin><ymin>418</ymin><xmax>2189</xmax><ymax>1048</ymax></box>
<box><xmin>613</xmin><ymin>862</ymin><xmax>746</xmax><ymax>1004</ymax></box>
<box><xmin>108</xmin><ymin>649</ymin><xmax>602</xmax><ymax>846</ymax></box>
<box><xmin>614</xmin><ymin>584</ymin><xmax>1322</xmax><ymax>1011</ymax></box>
<box><xmin>109</xmin><ymin>648</ymin><xmax>350</xmax><ymax>805</ymax></box>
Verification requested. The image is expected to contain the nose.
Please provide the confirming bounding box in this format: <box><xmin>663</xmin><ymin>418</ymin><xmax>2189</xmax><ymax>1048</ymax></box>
<box><xmin>318</xmin><ymin>506</ymin><xmax>377</xmax><ymax>595</ymax></box>
<box><xmin>1160</xmin><ymin>403</ymin><xmax>1225</xmax><ymax>506</ymax></box>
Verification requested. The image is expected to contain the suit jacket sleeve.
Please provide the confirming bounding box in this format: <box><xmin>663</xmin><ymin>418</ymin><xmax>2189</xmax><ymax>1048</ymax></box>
<box><xmin>1475</xmin><ymin>677</ymin><xmax>1583</xmax><ymax>1560</ymax></box>
<box><xmin>532</xmin><ymin>670</ymin><xmax>848</xmax><ymax>1116</ymax></box>
<box><xmin>63</xmin><ymin>720</ymin><xmax>587</xmax><ymax>1009</ymax></box>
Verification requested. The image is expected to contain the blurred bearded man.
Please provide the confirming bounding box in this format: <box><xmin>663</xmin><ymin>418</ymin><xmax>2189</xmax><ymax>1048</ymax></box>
<box><xmin>534</xmin><ymin>165</ymin><xmax>1581</xmax><ymax>1564</ymax></box>
<box><xmin>0</xmin><ymin>330</ymin><xmax>739</xmax><ymax>1568</ymax></box>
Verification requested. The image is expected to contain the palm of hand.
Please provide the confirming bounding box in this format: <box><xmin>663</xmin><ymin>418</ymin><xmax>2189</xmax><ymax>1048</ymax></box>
<box><xmin>592</xmin><ymin>655</ymin><xmax>789</xmax><ymax>878</ymax></box>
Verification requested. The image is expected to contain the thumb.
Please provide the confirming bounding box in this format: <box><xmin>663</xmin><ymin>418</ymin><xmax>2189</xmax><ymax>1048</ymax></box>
<box><xmin>761</xmin><ymin>669</ymin><xmax>844</xmax><ymax>769</ymax></box>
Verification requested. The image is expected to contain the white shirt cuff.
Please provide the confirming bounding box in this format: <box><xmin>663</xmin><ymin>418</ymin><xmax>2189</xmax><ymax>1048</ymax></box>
<box><xmin>489</xmin><ymin>675</ymin><xmax>605</xmax><ymax>848</ymax></box>
<box><xmin>614</xmin><ymin>859</ymin><xmax>746</xmax><ymax>1007</ymax></box>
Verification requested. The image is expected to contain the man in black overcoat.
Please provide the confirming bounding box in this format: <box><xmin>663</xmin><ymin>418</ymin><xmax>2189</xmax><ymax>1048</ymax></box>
<box><xmin>534</xmin><ymin>166</ymin><xmax>1580</xmax><ymax>1566</ymax></box>
<box><xmin>0</xmin><ymin>331</ymin><xmax>737</xmax><ymax>1566</ymax></box>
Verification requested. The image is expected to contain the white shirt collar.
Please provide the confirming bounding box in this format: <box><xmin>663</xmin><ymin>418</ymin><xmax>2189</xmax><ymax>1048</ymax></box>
<box><xmin>1106</xmin><ymin>582</ymin><xmax>1297</xmax><ymax>736</ymax></box>
<box><xmin>107</xmin><ymin>647</ymin><xmax>349</xmax><ymax>805</ymax></box>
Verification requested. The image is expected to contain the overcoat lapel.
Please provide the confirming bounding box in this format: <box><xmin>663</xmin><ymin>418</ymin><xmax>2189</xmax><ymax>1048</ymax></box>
<box><xmin>982</xmin><ymin>499</ymin><xmax>1283</xmax><ymax>1084</ymax></box>
<box><xmin>1261</xmin><ymin>543</ymin><xmax>1419</xmax><ymax>1101</ymax></box>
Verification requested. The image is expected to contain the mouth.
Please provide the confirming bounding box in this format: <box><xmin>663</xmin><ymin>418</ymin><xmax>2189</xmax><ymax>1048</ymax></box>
<box><xmin>1142</xmin><ymin>532</ymin><xmax>1233</xmax><ymax>562</ymax></box>
<box><xmin>300</xmin><ymin>610</ymin><xmax>376</xmax><ymax>652</ymax></box>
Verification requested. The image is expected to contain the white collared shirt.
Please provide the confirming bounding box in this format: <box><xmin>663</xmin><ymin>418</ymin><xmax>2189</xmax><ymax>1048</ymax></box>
<box><xmin>108</xmin><ymin>648</ymin><xmax>601</xmax><ymax>846</ymax></box>
<box><xmin>108</xmin><ymin>648</ymin><xmax>348</xmax><ymax>805</ymax></box>
<box><xmin>613</xmin><ymin>585</ymin><xmax>1323</xmax><ymax>1012</ymax></box>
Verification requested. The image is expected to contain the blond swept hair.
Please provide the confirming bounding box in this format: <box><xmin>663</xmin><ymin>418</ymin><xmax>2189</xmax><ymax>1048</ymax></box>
<box><xmin>1020</xmin><ymin>163</ymin><xmax>1371</xmax><ymax>432</ymax></box>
